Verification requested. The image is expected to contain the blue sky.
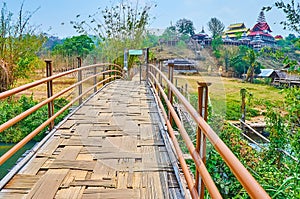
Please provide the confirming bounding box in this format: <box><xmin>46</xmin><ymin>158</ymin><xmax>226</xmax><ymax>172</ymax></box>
<box><xmin>1</xmin><ymin>0</ymin><xmax>294</xmax><ymax>38</ymax></box>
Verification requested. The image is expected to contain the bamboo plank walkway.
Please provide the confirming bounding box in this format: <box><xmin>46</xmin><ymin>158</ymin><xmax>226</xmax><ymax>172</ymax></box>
<box><xmin>0</xmin><ymin>79</ymin><xmax>184</xmax><ymax>199</ymax></box>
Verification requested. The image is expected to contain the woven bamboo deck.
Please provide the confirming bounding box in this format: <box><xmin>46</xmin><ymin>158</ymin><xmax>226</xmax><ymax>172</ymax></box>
<box><xmin>0</xmin><ymin>80</ymin><xmax>184</xmax><ymax>199</ymax></box>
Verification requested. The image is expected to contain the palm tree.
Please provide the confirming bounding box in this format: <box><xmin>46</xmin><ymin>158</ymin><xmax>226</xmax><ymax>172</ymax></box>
<box><xmin>243</xmin><ymin>49</ymin><xmax>258</xmax><ymax>82</ymax></box>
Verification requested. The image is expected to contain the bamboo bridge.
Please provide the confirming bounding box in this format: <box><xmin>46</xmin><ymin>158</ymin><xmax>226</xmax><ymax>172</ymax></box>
<box><xmin>0</xmin><ymin>57</ymin><xmax>270</xmax><ymax>198</ymax></box>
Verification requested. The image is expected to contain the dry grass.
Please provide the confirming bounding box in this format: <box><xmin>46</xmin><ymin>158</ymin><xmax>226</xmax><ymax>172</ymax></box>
<box><xmin>13</xmin><ymin>71</ymin><xmax>97</xmax><ymax>102</ymax></box>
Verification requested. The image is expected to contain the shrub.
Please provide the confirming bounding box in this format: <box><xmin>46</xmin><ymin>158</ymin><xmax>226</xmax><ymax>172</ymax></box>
<box><xmin>0</xmin><ymin>95</ymin><xmax>69</xmax><ymax>143</ymax></box>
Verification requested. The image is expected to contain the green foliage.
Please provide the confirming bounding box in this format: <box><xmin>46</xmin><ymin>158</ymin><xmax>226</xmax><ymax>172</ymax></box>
<box><xmin>161</xmin><ymin>25</ymin><xmax>178</xmax><ymax>41</ymax></box>
<box><xmin>225</xmin><ymin>101</ymin><xmax>259</xmax><ymax>121</ymax></box>
<box><xmin>205</xmin><ymin>87</ymin><xmax>300</xmax><ymax>198</ymax></box>
<box><xmin>71</xmin><ymin>0</ymin><xmax>155</xmax><ymax>64</ymax></box>
<box><xmin>0</xmin><ymin>2</ymin><xmax>45</xmax><ymax>92</ymax></box>
<box><xmin>265</xmin><ymin>107</ymin><xmax>287</xmax><ymax>166</ymax></box>
<box><xmin>175</xmin><ymin>18</ymin><xmax>195</xmax><ymax>37</ymax></box>
<box><xmin>264</xmin><ymin>1</ymin><xmax>300</xmax><ymax>33</ymax></box>
<box><xmin>176</xmin><ymin>40</ymin><xmax>187</xmax><ymax>49</ymax></box>
<box><xmin>253</xmin><ymin>78</ymin><xmax>272</xmax><ymax>85</ymax></box>
<box><xmin>0</xmin><ymin>96</ymin><xmax>69</xmax><ymax>143</ymax></box>
<box><xmin>229</xmin><ymin>46</ymin><xmax>261</xmax><ymax>80</ymax></box>
<box><xmin>243</xmin><ymin>49</ymin><xmax>261</xmax><ymax>82</ymax></box>
<box><xmin>143</xmin><ymin>33</ymin><xmax>159</xmax><ymax>47</ymax></box>
<box><xmin>211</xmin><ymin>36</ymin><xmax>223</xmax><ymax>59</ymax></box>
<box><xmin>282</xmin><ymin>87</ymin><xmax>300</xmax><ymax>160</ymax></box>
<box><xmin>52</xmin><ymin>35</ymin><xmax>95</xmax><ymax>58</ymax></box>
<box><xmin>206</xmin><ymin>124</ymin><xmax>257</xmax><ymax>198</ymax></box>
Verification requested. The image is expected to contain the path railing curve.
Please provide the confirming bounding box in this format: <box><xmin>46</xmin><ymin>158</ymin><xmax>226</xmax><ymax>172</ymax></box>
<box><xmin>147</xmin><ymin>63</ymin><xmax>270</xmax><ymax>199</ymax></box>
<box><xmin>0</xmin><ymin>59</ymin><xmax>123</xmax><ymax>168</ymax></box>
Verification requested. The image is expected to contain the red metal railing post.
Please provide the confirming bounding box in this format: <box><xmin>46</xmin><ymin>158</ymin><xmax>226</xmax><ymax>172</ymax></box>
<box><xmin>168</xmin><ymin>63</ymin><xmax>174</xmax><ymax>123</ymax></box>
<box><xmin>45</xmin><ymin>60</ymin><xmax>54</xmax><ymax>130</ymax></box>
<box><xmin>109</xmin><ymin>64</ymin><xmax>112</xmax><ymax>79</ymax></box>
<box><xmin>102</xmin><ymin>67</ymin><xmax>106</xmax><ymax>86</ymax></box>
<box><xmin>77</xmin><ymin>57</ymin><xmax>83</xmax><ymax>105</ymax></box>
<box><xmin>93</xmin><ymin>57</ymin><xmax>97</xmax><ymax>93</ymax></box>
<box><xmin>159</xmin><ymin>60</ymin><xmax>162</xmax><ymax>86</ymax></box>
<box><xmin>158</xmin><ymin>60</ymin><xmax>162</xmax><ymax>98</ymax></box>
<box><xmin>155</xmin><ymin>59</ymin><xmax>158</xmax><ymax>92</ymax></box>
<box><xmin>196</xmin><ymin>82</ymin><xmax>211</xmax><ymax>198</ymax></box>
<box><xmin>146</xmin><ymin>48</ymin><xmax>149</xmax><ymax>84</ymax></box>
<box><xmin>113</xmin><ymin>61</ymin><xmax>116</xmax><ymax>81</ymax></box>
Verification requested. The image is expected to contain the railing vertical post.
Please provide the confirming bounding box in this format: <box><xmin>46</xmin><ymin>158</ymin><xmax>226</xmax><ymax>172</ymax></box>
<box><xmin>146</xmin><ymin>48</ymin><xmax>149</xmax><ymax>84</ymax></box>
<box><xmin>241</xmin><ymin>88</ymin><xmax>246</xmax><ymax>133</ymax></box>
<box><xmin>103</xmin><ymin>67</ymin><xmax>106</xmax><ymax>86</ymax></box>
<box><xmin>45</xmin><ymin>60</ymin><xmax>54</xmax><ymax>130</ymax></box>
<box><xmin>77</xmin><ymin>57</ymin><xmax>83</xmax><ymax>105</ymax></box>
<box><xmin>196</xmin><ymin>81</ymin><xmax>210</xmax><ymax>199</ymax></box>
<box><xmin>139</xmin><ymin>63</ymin><xmax>142</xmax><ymax>84</ymax></box>
<box><xmin>168</xmin><ymin>63</ymin><xmax>174</xmax><ymax>123</ymax></box>
<box><xmin>159</xmin><ymin>60</ymin><xmax>162</xmax><ymax>86</ymax></box>
<box><xmin>109</xmin><ymin>64</ymin><xmax>112</xmax><ymax>81</ymax></box>
<box><xmin>154</xmin><ymin>59</ymin><xmax>158</xmax><ymax>91</ymax></box>
<box><xmin>93</xmin><ymin>57</ymin><xmax>97</xmax><ymax>93</ymax></box>
<box><xmin>113</xmin><ymin>61</ymin><xmax>116</xmax><ymax>81</ymax></box>
<box><xmin>185</xmin><ymin>83</ymin><xmax>188</xmax><ymax>98</ymax></box>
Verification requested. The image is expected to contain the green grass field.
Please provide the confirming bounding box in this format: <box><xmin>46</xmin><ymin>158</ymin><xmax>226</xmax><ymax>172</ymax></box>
<box><xmin>173</xmin><ymin>74</ymin><xmax>284</xmax><ymax>121</ymax></box>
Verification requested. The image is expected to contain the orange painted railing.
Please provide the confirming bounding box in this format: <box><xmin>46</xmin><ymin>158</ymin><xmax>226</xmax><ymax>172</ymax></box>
<box><xmin>147</xmin><ymin>63</ymin><xmax>270</xmax><ymax>199</ymax></box>
<box><xmin>0</xmin><ymin>59</ymin><xmax>123</xmax><ymax>167</ymax></box>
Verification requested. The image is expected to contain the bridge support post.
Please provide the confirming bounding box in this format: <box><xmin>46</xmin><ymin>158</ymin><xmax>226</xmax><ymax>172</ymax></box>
<box><xmin>168</xmin><ymin>63</ymin><xmax>174</xmax><ymax>124</ymax></box>
<box><xmin>196</xmin><ymin>81</ymin><xmax>211</xmax><ymax>199</ymax></box>
<box><xmin>93</xmin><ymin>57</ymin><xmax>97</xmax><ymax>93</ymax></box>
<box><xmin>77</xmin><ymin>57</ymin><xmax>83</xmax><ymax>105</ymax></box>
<box><xmin>45</xmin><ymin>60</ymin><xmax>54</xmax><ymax>131</ymax></box>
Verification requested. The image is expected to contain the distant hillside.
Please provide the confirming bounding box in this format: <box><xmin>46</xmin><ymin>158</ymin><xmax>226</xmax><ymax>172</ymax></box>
<box><xmin>151</xmin><ymin>43</ymin><xmax>300</xmax><ymax>72</ymax></box>
<box><xmin>152</xmin><ymin>45</ymin><xmax>219</xmax><ymax>72</ymax></box>
<box><xmin>43</xmin><ymin>36</ymin><xmax>64</xmax><ymax>50</ymax></box>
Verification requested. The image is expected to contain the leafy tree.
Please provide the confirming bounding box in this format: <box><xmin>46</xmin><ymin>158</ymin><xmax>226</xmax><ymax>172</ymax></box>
<box><xmin>229</xmin><ymin>46</ymin><xmax>261</xmax><ymax>80</ymax></box>
<box><xmin>52</xmin><ymin>35</ymin><xmax>95</xmax><ymax>58</ymax></box>
<box><xmin>207</xmin><ymin>17</ymin><xmax>225</xmax><ymax>38</ymax></box>
<box><xmin>264</xmin><ymin>0</ymin><xmax>300</xmax><ymax>33</ymax></box>
<box><xmin>175</xmin><ymin>18</ymin><xmax>195</xmax><ymax>36</ymax></box>
<box><xmin>220</xmin><ymin>46</ymin><xmax>239</xmax><ymax>72</ymax></box>
<box><xmin>211</xmin><ymin>36</ymin><xmax>223</xmax><ymax>59</ymax></box>
<box><xmin>286</xmin><ymin>33</ymin><xmax>297</xmax><ymax>41</ymax></box>
<box><xmin>0</xmin><ymin>2</ymin><xmax>45</xmax><ymax>92</ymax></box>
<box><xmin>143</xmin><ymin>33</ymin><xmax>159</xmax><ymax>47</ymax></box>
<box><xmin>243</xmin><ymin>49</ymin><xmax>261</xmax><ymax>82</ymax></box>
<box><xmin>160</xmin><ymin>25</ymin><xmax>178</xmax><ymax>41</ymax></box>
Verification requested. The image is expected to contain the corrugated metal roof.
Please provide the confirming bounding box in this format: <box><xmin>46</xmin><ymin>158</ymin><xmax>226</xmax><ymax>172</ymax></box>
<box><xmin>258</xmin><ymin>69</ymin><xmax>274</xmax><ymax>77</ymax></box>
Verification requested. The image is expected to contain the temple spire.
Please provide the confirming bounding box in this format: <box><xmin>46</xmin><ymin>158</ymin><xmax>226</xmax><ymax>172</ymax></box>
<box><xmin>257</xmin><ymin>10</ymin><xmax>266</xmax><ymax>23</ymax></box>
<box><xmin>201</xmin><ymin>26</ymin><xmax>205</xmax><ymax>33</ymax></box>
